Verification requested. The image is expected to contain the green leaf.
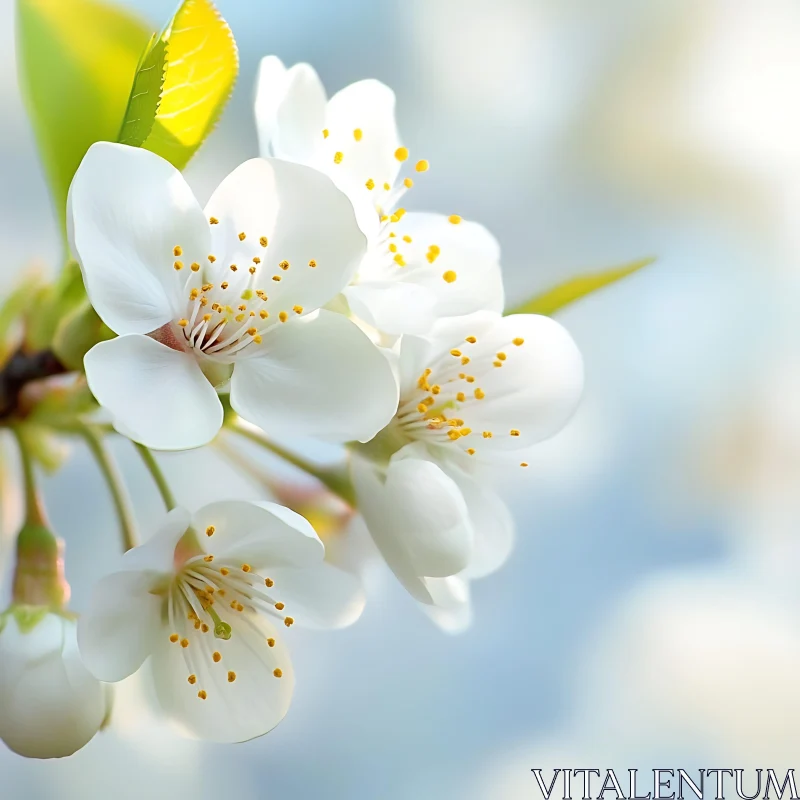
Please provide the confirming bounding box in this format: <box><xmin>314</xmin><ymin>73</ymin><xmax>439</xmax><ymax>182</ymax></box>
<box><xmin>117</xmin><ymin>32</ymin><xmax>168</xmax><ymax>147</ymax></box>
<box><xmin>142</xmin><ymin>0</ymin><xmax>239</xmax><ymax>170</ymax></box>
<box><xmin>506</xmin><ymin>257</ymin><xmax>655</xmax><ymax>316</ymax></box>
<box><xmin>16</xmin><ymin>0</ymin><xmax>152</xmax><ymax>238</ymax></box>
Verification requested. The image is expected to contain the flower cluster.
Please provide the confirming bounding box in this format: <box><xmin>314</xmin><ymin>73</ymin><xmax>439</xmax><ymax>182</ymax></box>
<box><xmin>0</xmin><ymin>50</ymin><xmax>583</xmax><ymax>757</ymax></box>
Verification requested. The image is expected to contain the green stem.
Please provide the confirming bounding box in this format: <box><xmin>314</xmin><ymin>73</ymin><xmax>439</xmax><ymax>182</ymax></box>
<box><xmin>9</xmin><ymin>425</ymin><xmax>45</xmax><ymax>525</ymax></box>
<box><xmin>77</xmin><ymin>424</ymin><xmax>138</xmax><ymax>552</ymax></box>
<box><xmin>134</xmin><ymin>443</ymin><xmax>176</xmax><ymax>511</ymax></box>
<box><xmin>227</xmin><ymin>420</ymin><xmax>355</xmax><ymax>507</ymax></box>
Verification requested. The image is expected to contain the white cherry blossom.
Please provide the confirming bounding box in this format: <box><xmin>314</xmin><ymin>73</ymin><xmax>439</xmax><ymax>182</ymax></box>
<box><xmin>69</xmin><ymin>142</ymin><xmax>399</xmax><ymax>450</ymax></box>
<box><xmin>350</xmin><ymin>311</ymin><xmax>583</xmax><ymax>628</ymax></box>
<box><xmin>78</xmin><ymin>501</ymin><xmax>363</xmax><ymax>743</ymax></box>
<box><xmin>255</xmin><ymin>57</ymin><xmax>504</xmax><ymax>336</ymax></box>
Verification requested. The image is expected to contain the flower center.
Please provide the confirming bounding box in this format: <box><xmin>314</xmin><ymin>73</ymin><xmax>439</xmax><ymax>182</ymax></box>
<box><xmin>168</xmin><ymin>227</ymin><xmax>318</xmax><ymax>363</ymax></box>
<box><xmin>164</xmin><ymin>527</ymin><xmax>294</xmax><ymax>700</ymax></box>
<box><xmin>393</xmin><ymin>332</ymin><xmax>529</xmax><ymax>463</ymax></box>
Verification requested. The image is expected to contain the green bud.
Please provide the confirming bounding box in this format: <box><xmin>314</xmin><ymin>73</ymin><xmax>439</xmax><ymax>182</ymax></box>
<box><xmin>51</xmin><ymin>300</ymin><xmax>113</xmax><ymax>372</ymax></box>
<box><xmin>12</xmin><ymin>522</ymin><xmax>70</xmax><ymax>610</ymax></box>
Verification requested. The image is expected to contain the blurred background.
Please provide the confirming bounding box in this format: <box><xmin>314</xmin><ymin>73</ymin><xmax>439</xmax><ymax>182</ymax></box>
<box><xmin>3</xmin><ymin>0</ymin><xmax>800</xmax><ymax>797</ymax></box>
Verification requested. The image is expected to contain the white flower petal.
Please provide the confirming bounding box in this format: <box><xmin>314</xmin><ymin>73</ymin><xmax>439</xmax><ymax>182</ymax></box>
<box><xmin>421</xmin><ymin>576</ymin><xmax>473</xmax><ymax>634</ymax></box>
<box><xmin>190</xmin><ymin>500</ymin><xmax>324</xmax><ymax>569</ymax></box>
<box><xmin>386</xmin><ymin>212</ymin><xmax>505</xmax><ymax>318</ymax></box>
<box><xmin>151</xmin><ymin>609</ymin><xmax>293</xmax><ymax>743</ymax></box>
<box><xmin>0</xmin><ymin>616</ymin><xmax>108</xmax><ymax>759</ymax></box>
<box><xmin>344</xmin><ymin>281</ymin><xmax>437</xmax><ymax>336</ymax></box>
<box><xmin>274</xmin><ymin>65</ymin><xmax>328</xmax><ymax>163</ymax></box>
<box><xmin>384</xmin><ymin>453</ymin><xmax>473</xmax><ymax>577</ymax></box>
<box><xmin>265</xmin><ymin>562</ymin><xmax>365</xmax><ymax>629</ymax></box>
<box><xmin>84</xmin><ymin>335</ymin><xmax>223</xmax><ymax>451</ymax></box>
<box><xmin>68</xmin><ymin>142</ymin><xmax>211</xmax><ymax>335</ymax></box>
<box><xmin>231</xmin><ymin>309</ymin><xmax>399</xmax><ymax>443</ymax></box>
<box><xmin>437</xmin><ymin>463</ymin><xmax>514</xmax><ymax>579</ymax></box>
<box><xmin>255</xmin><ymin>58</ymin><xmax>327</xmax><ymax>164</ymax></box>
<box><xmin>446</xmin><ymin>313</ymin><xmax>583</xmax><ymax>456</ymax></box>
<box><xmin>399</xmin><ymin>312</ymin><xmax>583</xmax><ymax>463</ymax></box>
<box><xmin>323</xmin><ymin>80</ymin><xmax>402</xmax><ymax>225</ymax></box>
<box><xmin>350</xmin><ymin>455</ymin><xmax>433</xmax><ymax>604</ymax></box>
<box><xmin>78</xmin><ymin>570</ymin><xmax>163</xmax><ymax>682</ymax></box>
<box><xmin>204</xmin><ymin>158</ymin><xmax>366</xmax><ymax>313</ymax></box>
<box><xmin>351</xmin><ymin>451</ymin><xmax>474</xmax><ymax>598</ymax></box>
<box><xmin>254</xmin><ymin>55</ymin><xmax>289</xmax><ymax>154</ymax></box>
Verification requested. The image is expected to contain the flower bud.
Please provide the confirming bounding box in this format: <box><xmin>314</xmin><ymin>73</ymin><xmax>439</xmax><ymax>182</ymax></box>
<box><xmin>0</xmin><ymin>608</ymin><xmax>111</xmax><ymax>758</ymax></box>
<box><xmin>51</xmin><ymin>300</ymin><xmax>113</xmax><ymax>372</ymax></box>
<box><xmin>12</xmin><ymin>522</ymin><xmax>69</xmax><ymax>609</ymax></box>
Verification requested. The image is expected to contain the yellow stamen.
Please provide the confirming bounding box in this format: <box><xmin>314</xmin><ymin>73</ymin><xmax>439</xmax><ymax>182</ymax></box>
<box><xmin>395</xmin><ymin>146</ymin><xmax>409</xmax><ymax>161</ymax></box>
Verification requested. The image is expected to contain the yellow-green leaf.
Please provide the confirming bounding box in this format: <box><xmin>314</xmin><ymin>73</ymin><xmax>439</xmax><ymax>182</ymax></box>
<box><xmin>118</xmin><ymin>32</ymin><xmax>168</xmax><ymax>147</ymax></box>
<box><xmin>142</xmin><ymin>0</ymin><xmax>238</xmax><ymax>170</ymax></box>
<box><xmin>506</xmin><ymin>257</ymin><xmax>655</xmax><ymax>316</ymax></box>
<box><xmin>16</xmin><ymin>0</ymin><xmax>152</xmax><ymax>237</ymax></box>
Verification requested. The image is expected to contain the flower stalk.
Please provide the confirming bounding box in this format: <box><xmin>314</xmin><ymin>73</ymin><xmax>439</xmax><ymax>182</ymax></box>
<box><xmin>8</xmin><ymin>425</ymin><xmax>69</xmax><ymax>609</ymax></box>
<box><xmin>134</xmin><ymin>442</ymin><xmax>177</xmax><ymax>511</ymax></box>
<box><xmin>227</xmin><ymin>418</ymin><xmax>355</xmax><ymax>506</ymax></box>
<box><xmin>76</xmin><ymin>423</ymin><xmax>138</xmax><ymax>552</ymax></box>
